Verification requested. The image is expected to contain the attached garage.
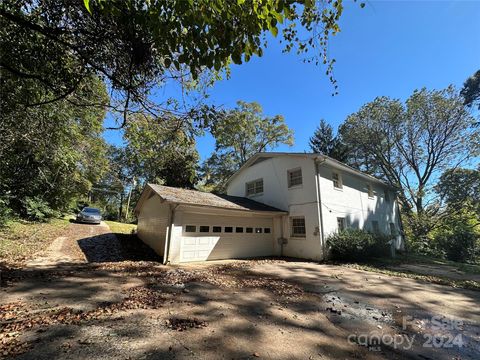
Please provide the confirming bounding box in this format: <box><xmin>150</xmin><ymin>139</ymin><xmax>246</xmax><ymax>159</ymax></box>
<box><xmin>134</xmin><ymin>184</ymin><xmax>286</xmax><ymax>264</ymax></box>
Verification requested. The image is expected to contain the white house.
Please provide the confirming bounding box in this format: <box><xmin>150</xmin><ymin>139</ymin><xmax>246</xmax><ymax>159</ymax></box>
<box><xmin>134</xmin><ymin>152</ymin><xmax>404</xmax><ymax>264</ymax></box>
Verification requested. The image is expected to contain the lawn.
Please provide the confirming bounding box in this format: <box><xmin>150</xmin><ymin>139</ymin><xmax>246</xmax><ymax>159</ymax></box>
<box><xmin>104</xmin><ymin>220</ymin><xmax>136</xmax><ymax>235</ymax></box>
<box><xmin>0</xmin><ymin>217</ymin><xmax>70</xmax><ymax>265</ymax></box>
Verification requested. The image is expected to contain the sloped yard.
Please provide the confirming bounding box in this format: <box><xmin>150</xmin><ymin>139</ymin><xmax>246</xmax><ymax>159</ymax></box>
<box><xmin>0</xmin><ymin>221</ymin><xmax>479</xmax><ymax>359</ymax></box>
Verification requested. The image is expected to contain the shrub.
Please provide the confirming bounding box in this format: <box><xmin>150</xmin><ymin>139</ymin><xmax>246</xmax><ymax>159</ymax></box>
<box><xmin>326</xmin><ymin>228</ymin><xmax>391</xmax><ymax>261</ymax></box>
<box><xmin>0</xmin><ymin>196</ymin><xmax>12</xmax><ymax>226</ymax></box>
<box><xmin>23</xmin><ymin>197</ymin><xmax>58</xmax><ymax>222</ymax></box>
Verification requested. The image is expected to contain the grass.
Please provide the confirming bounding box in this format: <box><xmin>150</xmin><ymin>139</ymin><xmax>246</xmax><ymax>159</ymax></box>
<box><xmin>0</xmin><ymin>217</ymin><xmax>70</xmax><ymax>264</ymax></box>
<box><xmin>104</xmin><ymin>220</ymin><xmax>136</xmax><ymax>235</ymax></box>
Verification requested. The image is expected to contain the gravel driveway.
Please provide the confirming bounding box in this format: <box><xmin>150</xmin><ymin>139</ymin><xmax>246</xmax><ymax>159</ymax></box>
<box><xmin>1</xmin><ymin>222</ymin><xmax>478</xmax><ymax>359</ymax></box>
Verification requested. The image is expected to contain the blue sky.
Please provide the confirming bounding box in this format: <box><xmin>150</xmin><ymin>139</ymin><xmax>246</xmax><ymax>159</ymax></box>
<box><xmin>104</xmin><ymin>0</ymin><xmax>480</xmax><ymax>162</ymax></box>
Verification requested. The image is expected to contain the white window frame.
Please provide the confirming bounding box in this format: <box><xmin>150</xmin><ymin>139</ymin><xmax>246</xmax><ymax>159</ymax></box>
<box><xmin>287</xmin><ymin>167</ymin><xmax>303</xmax><ymax>188</ymax></box>
<box><xmin>290</xmin><ymin>217</ymin><xmax>306</xmax><ymax>238</ymax></box>
<box><xmin>332</xmin><ymin>172</ymin><xmax>343</xmax><ymax>190</ymax></box>
<box><xmin>245</xmin><ymin>178</ymin><xmax>264</xmax><ymax>196</ymax></box>
<box><xmin>337</xmin><ymin>217</ymin><xmax>346</xmax><ymax>232</ymax></box>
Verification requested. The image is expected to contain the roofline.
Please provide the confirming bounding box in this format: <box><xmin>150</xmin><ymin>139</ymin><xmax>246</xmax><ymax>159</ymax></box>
<box><xmin>134</xmin><ymin>183</ymin><xmax>287</xmax><ymax>215</ymax></box>
<box><xmin>225</xmin><ymin>152</ymin><xmax>397</xmax><ymax>190</ymax></box>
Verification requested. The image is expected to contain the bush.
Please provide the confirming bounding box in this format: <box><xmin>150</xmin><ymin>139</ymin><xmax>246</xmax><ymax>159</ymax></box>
<box><xmin>23</xmin><ymin>196</ymin><xmax>58</xmax><ymax>222</ymax></box>
<box><xmin>0</xmin><ymin>196</ymin><xmax>12</xmax><ymax>226</ymax></box>
<box><xmin>326</xmin><ymin>228</ymin><xmax>391</xmax><ymax>261</ymax></box>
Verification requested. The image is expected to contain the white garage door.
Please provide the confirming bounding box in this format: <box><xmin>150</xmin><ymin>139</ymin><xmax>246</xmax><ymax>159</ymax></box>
<box><xmin>180</xmin><ymin>212</ymin><xmax>274</xmax><ymax>262</ymax></box>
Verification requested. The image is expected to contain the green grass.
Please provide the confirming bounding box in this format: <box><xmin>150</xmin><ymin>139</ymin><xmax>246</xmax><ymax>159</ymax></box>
<box><xmin>104</xmin><ymin>220</ymin><xmax>136</xmax><ymax>234</ymax></box>
<box><xmin>0</xmin><ymin>218</ymin><xmax>70</xmax><ymax>264</ymax></box>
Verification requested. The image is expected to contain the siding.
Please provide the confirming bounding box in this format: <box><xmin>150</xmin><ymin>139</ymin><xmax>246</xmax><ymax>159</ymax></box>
<box><xmin>137</xmin><ymin>194</ymin><xmax>169</xmax><ymax>256</ymax></box>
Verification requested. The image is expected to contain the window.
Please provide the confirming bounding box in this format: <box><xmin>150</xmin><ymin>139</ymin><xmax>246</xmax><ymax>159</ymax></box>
<box><xmin>389</xmin><ymin>223</ymin><xmax>396</xmax><ymax>236</ymax></box>
<box><xmin>224</xmin><ymin>226</ymin><xmax>233</xmax><ymax>233</ymax></box>
<box><xmin>291</xmin><ymin>217</ymin><xmax>306</xmax><ymax>237</ymax></box>
<box><xmin>337</xmin><ymin>217</ymin><xmax>346</xmax><ymax>232</ymax></box>
<box><xmin>372</xmin><ymin>221</ymin><xmax>380</xmax><ymax>233</ymax></box>
<box><xmin>332</xmin><ymin>172</ymin><xmax>343</xmax><ymax>189</ymax></box>
<box><xmin>212</xmin><ymin>226</ymin><xmax>222</xmax><ymax>233</ymax></box>
<box><xmin>255</xmin><ymin>227</ymin><xmax>263</xmax><ymax>233</ymax></box>
<box><xmin>246</xmin><ymin>227</ymin><xmax>253</xmax><ymax>233</ymax></box>
<box><xmin>264</xmin><ymin>228</ymin><xmax>271</xmax><ymax>234</ymax></box>
<box><xmin>235</xmin><ymin>227</ymin><xmax>244</xmax><ymax>233</ymax></box>
<box><xmin>185</xmin><ymin>225</ymin><xmax>196</xmax><ymax>233</ymax></box>
<box><xmin>246</xmin><ymin>179</ymin><xmax>264</xmax><ymax>196</ymax></box>
<box><xmin>384</xmin><ymin>190</ymin><xmax>390</xmax><ymax>202</ymax></box>
<box><xmin>288</xmin><ymin>168</ymin><xmax>303</xmax><ymax>187</ymax></box>
<box><xmin>367</xmin><ymin>184</ymin><xmax>374</xmax><ymax>198</ymax></box>
<box><xmin>199</xmin><ymin>226</ymin><xmax>209</xmax><ymax>233</ymax></box>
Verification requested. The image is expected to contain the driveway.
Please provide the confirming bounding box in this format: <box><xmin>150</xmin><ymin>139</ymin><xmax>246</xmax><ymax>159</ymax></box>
<box><xmin>1</xmin><ymin>222</ymin><xmax>478</xmax><ymax>359</ymax></box>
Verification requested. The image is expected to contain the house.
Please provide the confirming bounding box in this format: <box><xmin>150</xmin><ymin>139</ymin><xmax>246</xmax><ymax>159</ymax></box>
<box><xmin>134</xmin><ymin>152</ymin><xmax>404</xmax><ymax>264</ymax></box>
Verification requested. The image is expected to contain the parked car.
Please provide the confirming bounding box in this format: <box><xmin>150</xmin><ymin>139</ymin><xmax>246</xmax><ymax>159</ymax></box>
<box><xmin>76</xmin><ymin>207</ymin><xmax>102</xmax><ymax>224</ymax></box>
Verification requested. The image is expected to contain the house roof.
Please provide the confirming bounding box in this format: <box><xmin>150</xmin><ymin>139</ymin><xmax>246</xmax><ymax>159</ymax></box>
<box><xmin>134</xmin><ymin>184</ymin><xmax>287</xmax><ymax>215</ymax></box>
<box><xmin>225</xmin><ymin>152</ymin><xmax>397</xmax><ymax>190</ymax></box>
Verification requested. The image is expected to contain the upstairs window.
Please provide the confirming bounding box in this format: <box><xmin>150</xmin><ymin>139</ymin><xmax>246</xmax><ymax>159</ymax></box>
<box><xmin>367</xmin><ymin>184</ymin><xmax>374</xmax><ymax>198</ymax></box>
<box><xmin>246</xmin><ymin>179</ymin><xmax>264</xmax><ymax>196</ymax></box>
<box><xmin>372</xmin><ymin>221</ymin><xmax>380</xmax><ymax>233</ymax></box>
<box><xmin>337</xmin><ymin>217</ymin><xmax>346</xmax><ymax>232</ymax></box>
<box><xmin>288</xmin><ymin>168</ymin><xmax>303</xmax><ymax>188</ymax></box>
<box><xmin>332</xmin><ymin>172</ymin><xmax>343</xmax><ymax>189</ymax></box>
<box><xmin>291</xmin><ymin>217</ymin><xmax>306</xmax><ymax>238</ymax></box>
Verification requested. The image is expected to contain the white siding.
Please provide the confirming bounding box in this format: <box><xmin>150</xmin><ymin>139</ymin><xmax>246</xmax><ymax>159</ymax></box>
<box><xmin>137</xmin><ymin>194</ymin><xmax>169</xmax><ymax>256</ymax></box>
<box><xmin>167</xmin><ymin>207</ymin><xmax>276</xmax><ymax>263</ymax></box>
<box><xmin>227</xmin><ymin>156</ymin><xmax>324</xmax><ymax>261</ymax></box>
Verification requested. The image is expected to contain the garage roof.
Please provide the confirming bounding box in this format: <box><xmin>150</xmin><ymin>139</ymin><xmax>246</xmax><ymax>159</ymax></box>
<box><xmin>135</xmin><ymin>184</ymin><xmax>287</xmax><ymax>214</ymax></box>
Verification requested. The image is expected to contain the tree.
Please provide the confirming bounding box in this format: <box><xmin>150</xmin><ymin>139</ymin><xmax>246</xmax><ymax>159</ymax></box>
<box><xmin>1</xmin><ymin>0</ymin><xmax>352</xmax><ymax>125</ymax></box>
<box><xmin>202</xmin><ymin>101</ymin><xmax>294</xmax><ymax>191</ymax></box>
<box><xmin>338</xmin><ymin>87</ymin><xmax>478</xmax><ymax>239</ymax></box>
<box><xmin>436</xmin><ymin>167</ymin><xmax>480</xmax><ymax>209</ymax></box>
<box><xmin>0</xmin><ymin>75</ymin><xmax>109</xmax><ymax>218</ymax></box>
<box><xmin>309</xmin><ymin>119</ymin><xmax>348</xmax><ymax>161</ymax></box>
<box><xmin>123</xmin><ymin>115</ymin><xmax>199</xmax><ymax>189</ymax></box>
<box><xmin>461</xmin><ymin>70</ymin><xmax>480</xmax><ymax>110</ymax></box>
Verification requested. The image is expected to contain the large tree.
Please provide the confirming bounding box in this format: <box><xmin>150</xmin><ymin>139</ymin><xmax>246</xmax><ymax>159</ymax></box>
<box><xmin>461</xmin><ymin>69</ymin><xmax>480</xmax><ymax>110</ymax></box>
<box><xmin>202</xmin><ymin>101</ymin><xmax>294</xmax><ymax>191</ymax></box>
<box><xmin>1</xmin><ymin>0</ymin><xmax>351</xmax><ymax>126</ymax></box>
<box><xmin>309</xmin><ymin>119</ymin><xmax>347</xmax><ymax>161</ymax></box>
<box><xmin>436</xmin><ymin>167</ymin><xmax>480</xmax><ymax>209</ymax></box>
<box><xmin>338</xmin><ymin>87</ymin><xmax>478</xmax><ymax>238</ymax></box>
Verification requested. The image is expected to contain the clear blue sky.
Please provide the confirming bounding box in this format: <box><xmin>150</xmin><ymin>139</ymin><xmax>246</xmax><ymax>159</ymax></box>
<box><xmin>104</xmin><ymin>0</ymin><xmax>480</xmax><ymax>162</ymax></box>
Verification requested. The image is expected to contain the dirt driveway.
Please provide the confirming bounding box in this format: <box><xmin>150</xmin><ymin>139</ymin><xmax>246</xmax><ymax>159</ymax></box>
<box><xmin>1</xmin><ymin>222</ymin><xmax>479</xmax><ymax>359</ymax></box>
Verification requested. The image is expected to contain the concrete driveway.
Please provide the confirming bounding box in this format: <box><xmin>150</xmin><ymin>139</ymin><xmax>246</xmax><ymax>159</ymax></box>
<box><xmin>1</xmin><ymin>222</ymin><xmax>478</xmax><ymax>359</ymax></box>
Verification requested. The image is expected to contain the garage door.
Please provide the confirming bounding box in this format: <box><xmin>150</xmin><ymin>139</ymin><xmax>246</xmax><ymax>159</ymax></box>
<box><xmin>180</xmin><ymin>213</ymin><xmax>274</xmax><ymax>262</ymax></box>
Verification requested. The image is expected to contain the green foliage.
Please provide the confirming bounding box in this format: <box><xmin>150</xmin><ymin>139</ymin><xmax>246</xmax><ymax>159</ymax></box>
<box><xmin>461</xmin><ymin>69</ymin><xmax>480</xmax><ymax>110</ymax></box>
<box><xmin>202</xmin><ymin>101</ymin><xmax>294</xmax><ymax>191</ymax></box>
<box><xmin>0</xmin><ymin>195</ymin><xmax>12</xmax><ymax>227</ymax></box>
<box><xmin>326</xmin><ymin>229</ymin><xmax>391</xmax><ymax>262</ymax></box>
<box><xmin>309</xmin><ymin>119</ymin><xmax>348</xmax><ymax>161</ymax></box>
<box><xmin>23</xmin><ymin>197</ymin><xmax>59</xmax><ymax>222</ymax></box>
<box><xmin>436</xmin><ymin>167</ymin><xmax>480</xmax><ymax>208</ymax></box>
<box><xmin>432</xmin><ymin>205</ymin><xmax>480</xmax><ymax>263</ymax></box>
<box><xmin>0</xmin><ymin>75</ymin><xmax>109</xmax><ymax>219</ymax></box>
<box><xmin>338</xmin><ymin>87</ymin><xmax>478</xmax><ymax>240</ymax></box>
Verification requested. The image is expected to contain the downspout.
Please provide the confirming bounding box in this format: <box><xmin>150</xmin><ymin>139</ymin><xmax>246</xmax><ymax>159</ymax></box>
<box><xmin>314</xmin><ymin>157</ymin><xmax>327</xmax><ymax>260</ymax></box>
<box><xmin>163</xmin><ymin>204</ymin><xmax>178</xmax><ymax>265</ymax></box>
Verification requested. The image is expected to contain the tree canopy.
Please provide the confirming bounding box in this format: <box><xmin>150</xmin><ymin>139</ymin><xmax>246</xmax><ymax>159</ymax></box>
<box><xmin>202</xmin><ymin>101</ymin><xmax>294</xmax><ymax>191</ymax></box>
<box><xmin>461</xmin><ymin>69</ymin><xmax>480</xmax><ymax>110</ymax></box>
<box><xmin>309</xmin><ymin>119</ymin><xmax>347</xmax><ymax>161</ymax></box>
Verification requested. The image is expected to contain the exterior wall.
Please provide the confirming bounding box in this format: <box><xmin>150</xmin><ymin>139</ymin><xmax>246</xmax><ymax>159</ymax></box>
<box><xmin>227</xmin><ymin>156</ymin><xmax>323</xmax><ymax>261</ymax></box>
<box><xmin>137</xmin><ymin>194</ymin><xmax>169</xmax><ymax>256</ymax></box>
<box><xmin>317</xmin><ymin>163</ymin><xmax>403</xmax><ymax>249</ymax></box>
<box><xmin>167</xmin><ymin>206</ymin><xmax>280</xmax><ymax>263</ymax></box>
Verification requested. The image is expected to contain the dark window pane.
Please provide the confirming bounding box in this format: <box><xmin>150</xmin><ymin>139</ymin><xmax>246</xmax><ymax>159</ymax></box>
<box><xmin>199</xmin><ymin>226</ymin><xmax>209</xmax><ymax>233</ymax></box>
<box><xmin>246</xmin><ymin>227</ymin><xmax>253</xmax><ymax>233</ymax></box>
<box><xmin>255</xmin><ymin>227</ymin><xmax>262</xmax><ymax>233</ymax></box>
<box><xmin>224</xmin><ymin>227</ymin><xmax>233</xmax><ymax>233</ymax></box>
<box><xmin>264</xmin><ymin>228</ymin><xmax>271</xmax><ymax>234</ymax></box>
<box><xmin>185</xmin><ymin>225</ymin><xmax>196</xmax><ymax>232</ymax></box>
<box><xmin>236</xmin><ymin>227</ymin><xmax>244</xmax><ymax>233</ymax></box>
<box><xmin>212</xmin><ymin>226</ymin><xmax>221</xmax><ymax>233</ymax></box>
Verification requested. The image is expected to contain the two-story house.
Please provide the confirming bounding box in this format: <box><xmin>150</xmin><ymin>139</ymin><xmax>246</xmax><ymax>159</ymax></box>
<box><xmin>134</xmin><ymin>152</ymin><xmax>404</xmax><ymax>264</ymax></box>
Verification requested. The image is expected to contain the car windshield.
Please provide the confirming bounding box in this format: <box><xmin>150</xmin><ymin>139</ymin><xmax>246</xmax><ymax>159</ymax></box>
<box><xmin>83</xmin><ymin>207</ymin><xmax>100</xmax><ymax>214</ymax></box>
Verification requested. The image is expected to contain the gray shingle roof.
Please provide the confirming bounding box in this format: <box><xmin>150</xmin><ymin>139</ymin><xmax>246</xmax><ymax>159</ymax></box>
<box><xmin>148</xmin><ymin>184</ymin><xmax>286</xmax><ymax>213</ymax></box>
